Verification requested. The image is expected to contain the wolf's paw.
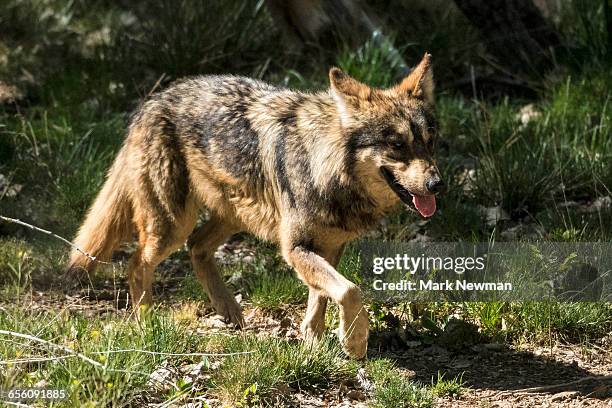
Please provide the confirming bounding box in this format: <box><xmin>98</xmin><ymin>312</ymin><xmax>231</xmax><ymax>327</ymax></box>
<box><xmin>338</xmin><ymin>308</ymin><xmax>369</xmax><ymax>359</ymax></box>
<box><xmin>212</xmin><ymin>296</ymin><xmax>245</xmax><ymax>328</ymax></box>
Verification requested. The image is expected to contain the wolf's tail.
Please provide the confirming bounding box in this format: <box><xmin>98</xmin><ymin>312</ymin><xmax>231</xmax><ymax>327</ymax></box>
<box><xmin>67</xmin><ymin>147</ymin><xmax>133</xmax><ymax>274</ymax></box>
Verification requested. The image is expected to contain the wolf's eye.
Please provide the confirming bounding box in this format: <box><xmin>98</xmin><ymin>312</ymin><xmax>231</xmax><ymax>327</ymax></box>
<box><xmin>393</xmin><ymin>140</ymin><xmax>405</xmax><ymax>149</ymax></box>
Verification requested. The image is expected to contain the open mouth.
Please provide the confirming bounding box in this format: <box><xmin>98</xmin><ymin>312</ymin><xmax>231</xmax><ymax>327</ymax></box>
<box><xmin>380</xmin><ymin>167</ymin><xmax>436</xmax><ymax>217</ymax></box>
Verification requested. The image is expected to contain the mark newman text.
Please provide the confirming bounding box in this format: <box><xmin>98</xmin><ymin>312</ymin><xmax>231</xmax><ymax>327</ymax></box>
<box><xmin>373</xmin><ymin>279</ymin><xmax>513</xmax><ymax>291</ymax></box>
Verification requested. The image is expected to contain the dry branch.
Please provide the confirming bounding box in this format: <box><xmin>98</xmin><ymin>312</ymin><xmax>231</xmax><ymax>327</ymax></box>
<box><xmin>0</xmin><ymin>215</ymin><xmax>113</xmax><ymax>265</ymax></box>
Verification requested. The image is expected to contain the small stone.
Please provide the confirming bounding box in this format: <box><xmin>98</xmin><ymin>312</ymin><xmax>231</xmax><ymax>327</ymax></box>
<box><xmin>483</xmin><ymin>343</ymin><xmax>506</xmax><ymax>352</ymax></box>
<box><xmin>516</xmin><ymin>103</ymin><xmax>541</xmax><ymax>127</ymax></box>
<box><xmin>279</xmin><ymin>317</ymin><xmax>292</xmax><ymax>328</ymax></box>
<box><xmin>346</xmin><ymin>389</ymin><xmax>367</xmax><ymax>401</ymax></box>
<box><xmin>204</xmin><ymin>315</ymin><xmax>227</xmax><ymax>328</ymax></box>
<box><xmin>33</xmin><ymin>379</ymin><xmax>48</xmax><ymax>388</ymax></box>
<box><xmin>437</xmin><ymin>318</ymin><xmax>481</xmax><ymax>351</ymax></box>
<box><xmin>148</xmin><ymin>366</ymin><xmax>175</xmax><ymax>391</ymax></box>
<box><xmin>356</xmin><ymin>368</ymin><xmax>374</xmax><ymax>392</ymax></box>
<box><xmin>479</xmin><ymin>205</ymin><xmax>510</xmax><ymax>227</ymax></box>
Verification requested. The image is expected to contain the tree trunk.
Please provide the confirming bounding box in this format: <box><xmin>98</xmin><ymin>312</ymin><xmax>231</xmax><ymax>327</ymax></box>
<box><xmin>453</xmin><ymin>0</ymin><xmax>562</xmax><ymax>75</ymax></box>
<box><xmin>264</xmin><ymin>0</ymin><xmax>374</xmax><ymax>49</ymax></box>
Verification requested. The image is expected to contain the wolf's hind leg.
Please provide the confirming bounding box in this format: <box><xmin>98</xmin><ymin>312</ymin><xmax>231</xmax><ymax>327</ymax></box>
<box><xmin>188</xmin><ymin>215</ymin><xmax>244</xmax><ymax>327</ymax></box>
<box><xmin>129</xmin><ymin>204</ymin><xmax>197</xmax><ymax>310</ymax></box>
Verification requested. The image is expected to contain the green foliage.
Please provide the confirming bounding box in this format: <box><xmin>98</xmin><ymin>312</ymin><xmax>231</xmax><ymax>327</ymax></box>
<box><xmin>0</xmin><ymin>308</ymin><xmax>204</xmax><ymax>406</ymax></box>
<box><xmin>1</xmin><ymin>2</ymin><xmax>612</xmax><ymax>405</ymax></box>
<box><xmin>430</xmin><ymin>372</ymin><xmax>464</xmax><ymax>398</ymax></box>
<box><xmin>337</xmin><ymin>34</ymin><xmax>407</xmax><ymax>87</ymax></box>
<box><xmin>213</xmin><ymin>334</ymin><xmax>357</xmax><ymax>406</ymax></box>
<box><xmin>506</xmin><ymin>302</ymin><xmax>612</xmax><ymax>343</ymax></box>
<box><xmin>366</xmin><ymin>359</ymin><xmax>433</xmax><ymax>408</ymax></box>
<box><xmin>241</xmin><ymin>251</ymin><xmax>307</xmax><ymax>309</ymax></box>
<box><xmin>561</xmin><ymin>0</ymin><xmax>612</xmax><ymax>68</ymax></box>
<box><xmin>114</xmin><ymin>1</ymin><xmax>281</xmax><ymax>81</ymax></box>
<box><xmin>0</xmin><ymin>238</ymin><xmax>32</xmax><ymax>292</ymax></box>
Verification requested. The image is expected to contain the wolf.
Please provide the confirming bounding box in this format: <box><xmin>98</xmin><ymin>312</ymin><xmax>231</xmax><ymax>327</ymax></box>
<box><xmin>67</xmin><ymin>54</ymin><xmax>443</xmax><ymax>358</ymax></box>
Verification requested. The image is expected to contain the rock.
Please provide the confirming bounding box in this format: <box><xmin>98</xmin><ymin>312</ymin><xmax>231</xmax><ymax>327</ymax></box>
<box><xmin>437</xmin><ymin>318</ymin><xmax>481</xmax><ymax>351</ymax></box>
<box><xmin>581</xmin><ymin>196</ymin><xmax>611</xmax><ymax>213</ymax></box>
<box><xmin>405</xmin><ymin>340</ymin><xmax>422</xmax><ymax>348</ymax></box>
<box><xmin>0</xmin><ymin>174</ymin><xmax>22</xmax><ymax>198</ymax></box>
<box><xmin>410</xmin><ymin>233</ymin><xmax>432</xmax><ymax>243</ymax></box>
<box><xmin>500</xmin><ymin>223</ymin><xmax>544</xmax><ymax>240</ymax></box>
<box><xmin>0</xmin><ymin>81</ymin><xmax>23</xmax><ymax>104</ymax></box>
<box><xmin>33</xmin><ymin>379</ymin><xmax>49</xmax><ymax>388</ymax></box>
<box><xmin>516</xmin><ymin>103</ymin><xmax>541</xmax><ymax>128</ymax></box>
<box><xmin>148</xmin><ymin>366</ymin><xmax>176</xmax><ymax>391</ymax></box>
<box><xmin>183</xmin><ymin>360</ymin><xmax>208</xmax><ymax>378</ymax></box>
<box><xmin>356</xmin><ymin>368</ymin><xmax>374</xmax><ymax>393</ymax></box>
<box><xmin>346</xmin><ymin>389</ymin><xmax>366</xmax><ymax>401</ymax></box>
<box><xmin>203</xmin><ymin>315</ymin><xmax>227</xmax><ymax>329</ymax></box>
<box><xmin>483</xmin><ymin>343</ymin><xmax>506</xmax><ymax>352</ymax></box>
<box><xmin>479</xmin><ymin>205</ymin><xmax>510</xmax><ymax>227</ymax></box>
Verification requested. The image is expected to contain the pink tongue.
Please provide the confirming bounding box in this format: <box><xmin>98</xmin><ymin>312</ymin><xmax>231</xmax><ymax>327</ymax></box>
<box><xmin>413</xmin><ymin>195</ymin><xmax>436</xmax><ymax>217</ymax></box>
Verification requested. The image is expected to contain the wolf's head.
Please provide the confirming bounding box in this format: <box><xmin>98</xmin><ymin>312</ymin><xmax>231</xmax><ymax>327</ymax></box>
<box><xmin>329</xmin><ymin>53</ymin><xmax>443</xmax><ymax>218</ymax></box>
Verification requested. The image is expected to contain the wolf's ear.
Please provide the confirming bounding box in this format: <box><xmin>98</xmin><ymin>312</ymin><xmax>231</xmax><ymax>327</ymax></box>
<box><xmin>329</xmin><ymin>68</ymin><xmax>372</xmax><ymax>100</ymax></box>
<box><xmin>329</xmin><ymin>67</ymin><xmax>371</xmax><ymax>126</ymax></box>
<box><xmin>397</xmin><ymin>53</ymin><xmax>434</xmax><ymax>104</ymax></box>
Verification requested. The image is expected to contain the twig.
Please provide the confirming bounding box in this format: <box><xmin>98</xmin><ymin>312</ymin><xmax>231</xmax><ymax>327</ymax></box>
<box><xmin>3</xmin><ymin>402</ymin><xmax>34</xmax><ymax>408</ymax></box>
<box><xmin>0</xmin><ymin>355</ymin><xmax>76</xmax><ymax>365</ymax></box>
<box><xmin>0</xmin><ymin>330</ymin><xmax>168</xmax><ymax>385</ymax></box>
<box><xmin>89</xmin><ymin>349</ymin><xmax>254</xmax><ymax>357</ymax></box>
<box><xmin>0</xmin><ymin>329</ymin><xmax>105</xmax><ymax>368</ymax></box>
<box><xmin>147</xmin><ymin>73</ymin><xmax>167</xmax><ymax>98</ymax></box>
<box><xmin>0</xmin><ymin>215</ymin><xmax>112</xmax><ymax>265</ymax></box>
<box><xmin>494</xmin><ymin>375</ymin><xmax>612</xmax><ymax>396</ymax></box>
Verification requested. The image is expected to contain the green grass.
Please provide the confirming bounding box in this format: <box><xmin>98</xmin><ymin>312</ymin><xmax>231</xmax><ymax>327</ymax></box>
<box><xmin>506</xmin><ymin>302</ymin><xmax>612</xmax><ymax>344</ymax></box>
<box><xmin>366</xmin><ymin>359</ymin><xmax>433</xmax><ymax>408</ymax></box>
<box><xmin>0</xmin><ymin>307</ymin><xmax>204</xmax><ymax>406</ymax></box>
<box><xmin>0</xmin><ymin>306</ymin><xmax>353</xmax><ymax>407</ymax></box>
<box><xmin>1</xmin><ymin>0</ymin><xmax>612</xmax><ymax>406</ymax></box>
<box><xmin>213</xmin><ymin>334</ymin><xmax>357</xmax><ymax>406</ymax></box>
<box><xmin>430</xmin><ymin>372</ymin><xmax>464</xmax><ymax>398</ymax></box>
<box><xmin>244</xmin><ymin>266</ymin><xmax>307</xmax><ymax>309</ymax></box>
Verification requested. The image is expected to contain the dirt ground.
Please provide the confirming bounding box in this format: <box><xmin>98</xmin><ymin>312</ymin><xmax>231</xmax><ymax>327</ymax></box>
<box><xmin>4</xmin><ymin>286</ymin><xmax>611</xmax><ymax>408</ymax></box>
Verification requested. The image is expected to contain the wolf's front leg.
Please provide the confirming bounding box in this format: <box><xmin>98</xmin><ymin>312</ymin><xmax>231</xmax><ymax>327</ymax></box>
<box><xmin>282</xmin><ymin>242</ymin><xmax>368</xmax><ymax>359</ymax></box>
<box><xmin>301</xmin><ymin>245</ymin><xmax>346</xmax><ymax>341</ymax></box>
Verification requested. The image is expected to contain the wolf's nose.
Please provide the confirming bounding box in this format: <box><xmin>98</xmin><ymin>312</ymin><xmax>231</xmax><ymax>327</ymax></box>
<box><xmin>426</xmin><ymin>178</ymin><xmax>445</xmax><ymax>194</ymax></box>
